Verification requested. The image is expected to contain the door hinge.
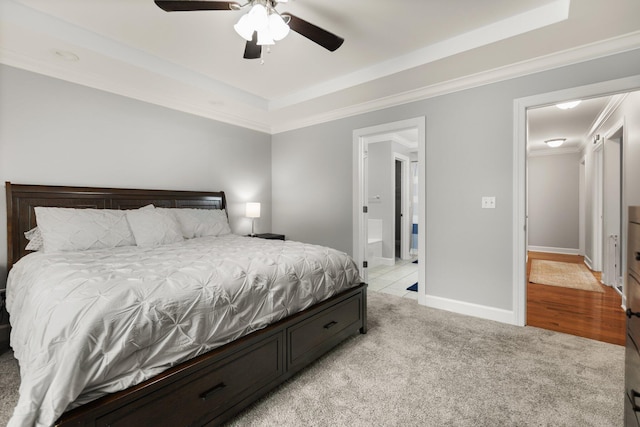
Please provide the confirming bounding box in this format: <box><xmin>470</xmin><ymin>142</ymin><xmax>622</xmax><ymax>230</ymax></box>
<box><xmin>363</xmin><ymin>261</ymin><xmax>368</xmax><ymax>268</ymax></box>
<box><xmin>363</xmin><ymin>206</ymin><xmax>368</xmax><ymax>213</ymax></box>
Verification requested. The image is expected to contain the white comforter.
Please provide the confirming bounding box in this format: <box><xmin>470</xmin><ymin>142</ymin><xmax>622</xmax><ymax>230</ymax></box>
<box><xmin>6</xmin><ymin>234</ymin><xmax>361</xmax><ymax>427</ymax></box>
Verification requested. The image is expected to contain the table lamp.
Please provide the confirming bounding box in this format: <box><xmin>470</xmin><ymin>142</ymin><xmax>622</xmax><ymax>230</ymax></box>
<box><xmin>246</xmin><ymin>202</ymin><xmax>260</xmax><ymax>236</ymax></box>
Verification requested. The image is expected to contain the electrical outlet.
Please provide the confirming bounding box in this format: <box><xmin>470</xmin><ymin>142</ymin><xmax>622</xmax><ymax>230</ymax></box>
<box><xmin>481</xmin><ymin>196</ymin><xmax>496</xmax><ymax>209</ymax></box>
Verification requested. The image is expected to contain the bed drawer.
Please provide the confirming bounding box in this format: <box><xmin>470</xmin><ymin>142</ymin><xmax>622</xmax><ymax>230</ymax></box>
<box><xmin>96</xmin><ymin>331</ymin><xmax>284</xmax><ymax>427</ymax></box>
<box><xmin>630</xmin><ymin>274</ymin><xmax>640</xmax><ymax>337</ymax></box>
<box><xmin>627</xmin><ymin>334</ymin><xmax>640</xmax><ymax>427</ymax></box>
<box><xmin>288</xmin><ymin>294</ymin><xmax>363</xmax><ymax>370</ymax></box>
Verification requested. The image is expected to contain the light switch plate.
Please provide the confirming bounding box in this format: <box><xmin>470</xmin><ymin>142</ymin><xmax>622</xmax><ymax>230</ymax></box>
<box><xmin>482</xmin><ymin>196</ymin><xmax>496</xmax><ymax>209</ymax></box>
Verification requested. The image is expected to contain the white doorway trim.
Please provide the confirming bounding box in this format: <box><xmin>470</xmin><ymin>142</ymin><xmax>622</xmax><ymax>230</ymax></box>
<box><xmin>579</xmin><ymin>156</ymin><xmax>586</xmax><ymax>256</ymax></box>
<box><xmin>513</xmin><ymin>75</ymin><xmax>640</xmax><ymax>327</ymax></box>
<box><xmin>602</xmin><ymin>121</ymin><xmax>626</xmax><ymax>299</ymax></box>
<box><xmin>593</xmin><ymin>141</ymin><xmax>604</xmax><ymax>272</ymax></box>
<box><xmin>353</xmin><ymin>117</ymin><xmax>426</xmax><ymax>304</ymax></box>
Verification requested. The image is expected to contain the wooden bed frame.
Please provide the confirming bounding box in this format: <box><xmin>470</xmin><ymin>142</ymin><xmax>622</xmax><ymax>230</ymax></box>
<box><xmin>5</xmin><ymin>182</ymin><xmax>367</xmax><ymax>426</ymax></box>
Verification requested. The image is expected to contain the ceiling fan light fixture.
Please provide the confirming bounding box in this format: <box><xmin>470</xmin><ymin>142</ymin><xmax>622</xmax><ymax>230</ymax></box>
<box><xmin>155</xmin><ymin>0</ymin><xmax>343</xmax><ymax>58</ymax></box>
<box><xmin>236</xmin><ymin>3</ymin><xmax>287</xmax><ymax>45</ymax></box>
<box><xmin>556</xmin><ymin>100</ymin><xmax>581</xmax><ymax>110</ymax></box>
<box><xmin>268</xmin><ymin>13</ymin><xmax>290</xmax><ymax>41</ymax></box>
<box><xmin>257</xmin><ymin>29</ymin><xmax>275</xmax><ymax>45</ymax></box>
<box><xmin>233</xmin><ymin>14</ymin><xmax>254</xmax><ymax>41</ymax></box>
<box><xmin>247</xmin><ymin>4</ymin><xmax>269</xmax><ymax>30</ymax></box>
<box><xmin>545</xmin><ymin>138</ymin><xmax>566</xmax><ymax>148</ymax></box>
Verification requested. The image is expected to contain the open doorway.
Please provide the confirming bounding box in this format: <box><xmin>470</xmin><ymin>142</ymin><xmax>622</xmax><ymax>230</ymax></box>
<box><xmin>513</xmin><ymin>75</ymin><xmax>640</xmax><ymax>344</ymax></box>
<box><xmin>352</xmin><ymin>117</ymin><xmax>425</xmax><ymax>303</ymax></box>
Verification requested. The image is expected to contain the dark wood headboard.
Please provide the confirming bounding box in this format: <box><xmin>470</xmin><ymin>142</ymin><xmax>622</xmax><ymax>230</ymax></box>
<box><xmin>5</xmin><ymin>182</ymin><xmax>226</xmax><ymax>270</ymax></box>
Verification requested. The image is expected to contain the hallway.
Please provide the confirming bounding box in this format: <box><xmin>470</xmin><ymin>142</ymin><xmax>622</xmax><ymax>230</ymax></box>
<box><xmin>526</xmin><ymin>251</ymin><xmax>625</xmax><ymax>346</ymax></box>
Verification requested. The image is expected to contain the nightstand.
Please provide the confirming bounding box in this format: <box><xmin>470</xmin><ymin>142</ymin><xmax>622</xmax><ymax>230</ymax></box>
<box><xmin>252</xmin><ymin>233</ymin><xmax>285</xmax><ymax>241</ymax></box>
<box><xmin>0</xmin><ymin>288</ymin><xmax>9</xmax><ymax>350</ymax></box>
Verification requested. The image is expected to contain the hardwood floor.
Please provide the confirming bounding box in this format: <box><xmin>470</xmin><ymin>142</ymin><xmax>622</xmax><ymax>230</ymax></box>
<box><xmin>526</xmin><ymin>251</ymin><xmax>626</xmax><ymax>346</ymax></box>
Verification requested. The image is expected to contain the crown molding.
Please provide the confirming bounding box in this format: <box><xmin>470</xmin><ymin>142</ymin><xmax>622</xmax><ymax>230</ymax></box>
<box><xmin>586</xmin><ymin>93</ymin><xmax>628</xmax><ymax>138</ymax></box>
<box><xmin>0</xmin><ymin>0</ymin><xmax>268</xmax><ymax>110</ymax></box>
<box><xmin>268</xmin><ymin>0</ymin><xmax>570</xmax><ymax>111</ymax></box>
<box><xmin>0</xmin><ymin>47</ymin><xmax>272</xmax><ymax>134</ymax></box>
<box><xmin>272</xmin><ymin>31</ymin><xmax>640</xmax><ymax>134</ymax></box>
<box><xmin>2</xmin><ymin>0</ymin><xmax>639</xmax><ymax>136</ymax></box>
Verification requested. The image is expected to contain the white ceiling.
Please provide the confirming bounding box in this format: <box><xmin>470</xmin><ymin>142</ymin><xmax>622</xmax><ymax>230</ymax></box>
<box><xmin>1</xmin><ymin>0</ymin><xmax>640</xmax><ymax>134</ymax></box>
<box><xmin>527</xmin><ymin>96</ymin><xmax>612</xmax><ymax>154</ymax></box>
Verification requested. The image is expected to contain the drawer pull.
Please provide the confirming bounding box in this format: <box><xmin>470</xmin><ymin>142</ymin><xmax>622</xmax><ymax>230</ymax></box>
<box><xmin>636</xmin><ymin>252</ymin><xmax>640</xmax><ymax>261</ymax></box>
<box><xmin>200</xmin><ymin>382</ymin><xmax>226</xmax><ymax>401</ymax></box>
<box><xmin>323</xmin><ymin>321</ymin><xmax>338</xmax><ymax>329</ymax></box>
<box><xmin>627</xmin><ymin>309</ymin><xmax>640</xmax><ymax>319</ymax></box>
<box><xmin>632</xmin><ymin>389</ymin><xmax>640</xmax><ymax>412</ymax></box>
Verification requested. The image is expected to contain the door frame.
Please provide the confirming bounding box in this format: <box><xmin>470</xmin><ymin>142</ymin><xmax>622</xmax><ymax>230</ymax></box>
<box><xmin>394</xmin><ymin>152</ymin><xmax>412</xmax><ymax>260</ymax></box>
<box><xmin>593</xmin><ymin>140</ymin><xmax>604</xmax><ymax>272</ymax></box>
<box><xmin>513</xmin><ymin>75</ymin><xmax>640</xmax><ymax>326</ymax></box>
<box><xmin>602</xmin><ymin>121</ymin><xmax>626</xmax><ymax>295</ymax></box>
<box><xmin>353</xmin><ymin>117</ymin><xmax>426</xmax><ymax>303</ymax></box>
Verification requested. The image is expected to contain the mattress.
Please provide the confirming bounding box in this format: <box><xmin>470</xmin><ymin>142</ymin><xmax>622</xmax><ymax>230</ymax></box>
<box><xmin>6</xmin><ymin>234</ymin><xmax>361</xmax><ymax>427</ymax></box>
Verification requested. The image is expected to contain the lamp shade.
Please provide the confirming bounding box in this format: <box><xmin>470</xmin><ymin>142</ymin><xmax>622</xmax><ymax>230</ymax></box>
<box><xmin>257</xmin><ymin>29</ymin><xmax>275</xmax><ymax>45</ymax></box>
<box><xmin>268</xmin><ymin>13</ymin><xmax>290</xmax><ymax>41</ymax></box>
<box><xmin>246</xmin><ymin>202</ymin><xmax>261</xmax><ymax>218</ymax></box>
<box><xmin>233</xmin><ymin>14</ymin><xmax>254</xmax><ymax>41</ymax></box>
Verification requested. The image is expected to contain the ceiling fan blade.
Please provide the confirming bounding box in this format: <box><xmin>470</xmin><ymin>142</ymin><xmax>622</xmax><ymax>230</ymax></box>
<box><xmin>282</xmin><ymin>13</ymin><xmax>344</xmax><ymax>52</ymax></box>
<box><xmin>243</xmin><ymin>32</ymin><xmax>262</xmax><ymax>59</ymax></box>
<box><xmin>154</xmin><ymin>1</ymin><xmax>240</xmax><ymax>12</ymax></box>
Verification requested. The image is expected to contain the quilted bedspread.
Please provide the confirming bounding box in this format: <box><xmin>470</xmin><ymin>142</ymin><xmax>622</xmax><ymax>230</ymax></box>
<box><xmin>6</xmin><ymin>234</ymin><xmax>361</xmax><ymax>427</ymax></box>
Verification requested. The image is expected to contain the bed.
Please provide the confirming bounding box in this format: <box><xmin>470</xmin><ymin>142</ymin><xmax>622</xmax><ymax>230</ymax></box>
<box><xmin>5</xmin><ymin>182</ymin><xmax>367</xmax><ymax>427</ymax></box>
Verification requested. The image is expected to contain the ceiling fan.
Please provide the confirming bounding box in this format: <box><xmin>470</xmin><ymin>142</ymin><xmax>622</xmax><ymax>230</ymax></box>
<box><xmin>154</xmin><ymin>1</ymin><xmax>345</xmax><ymax>60</ymax></box>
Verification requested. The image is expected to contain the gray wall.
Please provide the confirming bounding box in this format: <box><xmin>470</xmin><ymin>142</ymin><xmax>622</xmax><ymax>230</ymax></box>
<box><xmin>527</xmin><ymin>152</ymin><xmax>580</xmax><ymax>251</ymax></box>
<box><xmin>272</xmin><ymin>48</ymin><xmax>640</xmax><ymax>312</ymax></box>
<box><xmin>3</xmin><ymin>48</ymin><xmax>640</xmax><ymax>317</ymax></box>
<box><xmin>0</xmin><ymin>65</ymin><xmax>272</xmax><ymax>287</ymax></box>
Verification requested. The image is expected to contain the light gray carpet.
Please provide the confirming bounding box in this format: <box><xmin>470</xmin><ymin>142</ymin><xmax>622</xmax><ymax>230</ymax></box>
<box><xmin>0</xmin><ymin>292</ymin><xmax>624</xmax><ymax>426</ymax></box>
<box><xmin>0</xmin><ymin>346</ymin><xmax>20</xmax><ymax>426</ymax></box>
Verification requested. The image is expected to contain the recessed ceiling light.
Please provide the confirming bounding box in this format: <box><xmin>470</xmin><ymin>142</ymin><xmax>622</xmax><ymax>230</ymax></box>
<box><xmin>545</xmin><ymin>138</ymin><xmax>566</xmax><ymax>148</ymax></box>
<box><xmin>556</xmin><ymin>100</ymin><xmax>581</xmax><ymax>110</ymax></box>
<box><xmin>54</xmin><ymin>50</ymin><xmax>79</xmax><ymax>62</ymax></box>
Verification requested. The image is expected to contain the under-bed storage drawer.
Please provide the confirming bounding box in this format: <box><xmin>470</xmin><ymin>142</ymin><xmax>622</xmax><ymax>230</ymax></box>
<box><xmin>96</xmin><ymin>332</ymin><xmax>284</xmax><ymax>427</ymax></box>
<box><xmin>288</xmin><ymin>294</ymin><xmax>363</xmax><ymax>371</ymax></box>
<box><xmin>627</xmin><ymin>333</ymin><xmax>640</xmax><ymax>427</ymax></box>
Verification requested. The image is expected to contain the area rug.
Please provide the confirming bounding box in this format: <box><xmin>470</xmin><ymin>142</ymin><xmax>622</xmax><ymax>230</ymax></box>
<box><xmin>529</xmin><ymin>260</ymin><xmax>604</xmax><ymax>293</ymax></box>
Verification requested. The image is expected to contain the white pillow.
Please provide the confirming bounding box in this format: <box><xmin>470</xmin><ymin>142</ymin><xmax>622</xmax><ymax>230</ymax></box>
<box><xmin>35</xmin><ymin>207</ymin><xmax>136</xmax><ymax>253</ymax></box>
<box><xmin>160</xmin><ymin>208</ymin><xmax>231</xmax><ymax>238</ymax></box>
<box><xmin>24</xmin><ymin>227</ymin><xmax>44</xmax><ymax>251</ymax></box>
<box><xmin>126</xmin><ymin>207</ymin><xmax>184</xmax><ymax>247</ymax></box>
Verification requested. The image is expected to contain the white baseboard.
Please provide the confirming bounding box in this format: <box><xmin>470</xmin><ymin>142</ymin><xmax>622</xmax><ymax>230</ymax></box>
<box><xmin>423</xmin><ymin>294</ymin><xmax>517</xmax><ymax>325</ymax></box>
<box><xmin>527</xmin><ymin>246</ymin><xmax>580</xmax><ymax>255</ymax></box>
<box><xmin>584</xmin><ymin>255</ymin><xmax>594</xmax><ymax>270</ymax></box>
